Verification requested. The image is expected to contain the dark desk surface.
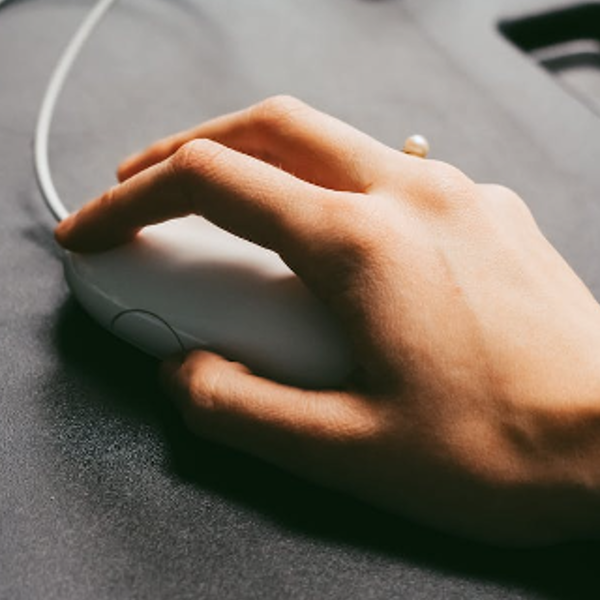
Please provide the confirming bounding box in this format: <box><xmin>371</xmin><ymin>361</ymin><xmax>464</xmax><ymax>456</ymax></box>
<box><xmin>2</xmin><ymin>0</ymin><xmax>600</xmax><ymax>598</ymax></box>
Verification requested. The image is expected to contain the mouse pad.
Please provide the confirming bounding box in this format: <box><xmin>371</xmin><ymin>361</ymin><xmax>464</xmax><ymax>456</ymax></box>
<box><xmin>1</xmin><ymin>0</ymin><xmax>599</xmax><ymax>598</ymax></box>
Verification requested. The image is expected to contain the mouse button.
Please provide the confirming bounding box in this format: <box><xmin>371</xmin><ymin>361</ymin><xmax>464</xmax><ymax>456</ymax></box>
<box><xmin>111</xmin><ymin>310</ymin><xmax>184</xmax><ymax>359</ymax></box>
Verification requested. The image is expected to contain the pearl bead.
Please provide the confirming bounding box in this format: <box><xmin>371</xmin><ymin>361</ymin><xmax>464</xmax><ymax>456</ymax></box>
<box><xmin>402</xmin><ymin>134</ymin><xmax>430</xmax><ymax>158</ymax></box>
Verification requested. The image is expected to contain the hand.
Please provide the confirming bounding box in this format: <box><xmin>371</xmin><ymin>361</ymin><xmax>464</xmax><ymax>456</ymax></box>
<box><xmin>55</xmin><ymin>96</ymin><xmax>600</xmax><ymax>545</ymax></box>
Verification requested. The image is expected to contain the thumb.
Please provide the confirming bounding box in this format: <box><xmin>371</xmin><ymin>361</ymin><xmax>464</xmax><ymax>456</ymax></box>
<box><xmin>160</xmin><ymin>350</ymin><xmax>379</xmax><ymax>484</ymax></box>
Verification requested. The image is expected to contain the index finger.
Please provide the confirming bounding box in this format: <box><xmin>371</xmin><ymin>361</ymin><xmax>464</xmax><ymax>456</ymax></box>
<box><xmin>55</xmin><ymin>138</ymin><xmax>354</xmax><ymax>262</ymax></box>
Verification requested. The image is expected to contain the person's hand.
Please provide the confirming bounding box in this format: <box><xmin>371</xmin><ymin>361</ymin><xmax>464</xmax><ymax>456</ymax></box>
<box><xmin>55</xmin><ymin>96</ymin><xmax>600</xmax><ymax>545</ymax></box>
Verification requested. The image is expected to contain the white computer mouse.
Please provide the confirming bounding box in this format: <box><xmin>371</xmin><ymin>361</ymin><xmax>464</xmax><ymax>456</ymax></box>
<box><xmin>63</xmin><ymin>215</ymin><xmax>353</xmax><ymax>388</ymax></box>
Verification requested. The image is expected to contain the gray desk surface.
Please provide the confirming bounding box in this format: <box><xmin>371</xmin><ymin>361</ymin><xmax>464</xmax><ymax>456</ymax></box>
<box><xmin>2</xmin><ymin>0</ymin><xmax>600</xmax><ymax>598</ymax></box>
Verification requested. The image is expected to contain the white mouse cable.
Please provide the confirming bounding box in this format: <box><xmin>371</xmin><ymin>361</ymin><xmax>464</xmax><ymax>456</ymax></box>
<box><xmin>34</xmin><ymin>0</ymin><xmax>119</xmax><ymax>223</ymax></box>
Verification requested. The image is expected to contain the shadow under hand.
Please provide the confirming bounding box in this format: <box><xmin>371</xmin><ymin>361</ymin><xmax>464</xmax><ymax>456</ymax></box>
<box><xmin>169</xmin><ymin>429</ymin><xmax>600</xmax><ymax>600</ymax></box>
<box><xmin>54</xmin><ymin>299</ymin><xmax>600</xmax><ymax>600</ymax></box>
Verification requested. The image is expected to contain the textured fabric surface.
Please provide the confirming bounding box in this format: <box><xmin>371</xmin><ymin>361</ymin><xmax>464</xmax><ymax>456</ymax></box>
<box><xmin>1</xmin><ymin>1</ymin><xmax>600</xmax><ymax>598</ymax></box>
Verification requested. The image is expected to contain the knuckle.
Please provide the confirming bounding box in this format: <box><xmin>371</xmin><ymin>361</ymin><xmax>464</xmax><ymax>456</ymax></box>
<box><xmin>250</xmin><ymin>94</ymin><xmax>308</xmax><ymax>134</ymax></box>
<box><xmin>425</xmin><ymin>160</ymin><xmax>473</xmax><ymax>194</ymax></box>
<box><xmin>333</xmin><ymin>404</ymin><xmax>383</xmax><ymax>446</ymax></box>
<box><xmin>257</xmin><ymin>94</ymin><xmax>306</xmax><ymax>116</ymax></box>
<box><xmin>169</xmin><ymin>139</ymin><xmax>229</xmax><ymax>214</ymax></box>
<box><xmin>171</xmin><ymin>138</ymin><xmax>227</xmax><ymax>181</ymax></box>
<box><xmin>170</xmin><ymin>353</ymin><xmax>215</xmax><ymax>417</ymax></box>
<box><xmin>482</xmin><ymin>183</ymin><xmax>518</xmax><ymax>202</ymax></box>
<box><xmin>406</xmin><ymin>159</ymin><xmax>476</xmax><ymax>212</ymax></box>
<box><xmin>481</xmin><ymin>184</ymin><xmax>534</xmax><ymax>219</ymax></box>
<box><xmin>492</xmin><ymin>184</ymin><xmax>525</xmax><ymax>208</ymax></box>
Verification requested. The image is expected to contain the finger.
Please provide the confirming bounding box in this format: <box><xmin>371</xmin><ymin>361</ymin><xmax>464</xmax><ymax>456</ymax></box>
<box><xmin>56</xmin><ymin>138</ymin><xmax>353</xmax><ymax>263</ymax></box>
<box><xmin>160</xmin><ymin>350</ymin><xmax>380</xmax><ymax>486</ymax></box>
<box><xmin>117</xmin><ymin>95</ymin><xmax>396</xmax><ymax>193</ymax></box>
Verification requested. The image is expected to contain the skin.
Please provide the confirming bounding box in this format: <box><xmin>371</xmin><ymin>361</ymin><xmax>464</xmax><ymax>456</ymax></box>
<box><xmin>55</xmin><ymin>96</ymin><xmax>600</xmax><ymax>546</ymax></box>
